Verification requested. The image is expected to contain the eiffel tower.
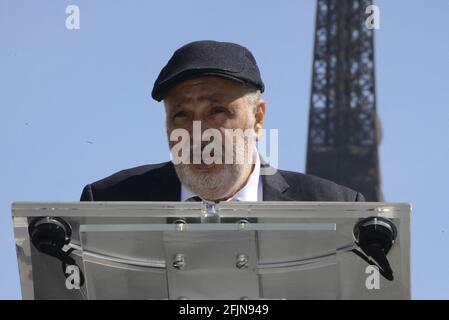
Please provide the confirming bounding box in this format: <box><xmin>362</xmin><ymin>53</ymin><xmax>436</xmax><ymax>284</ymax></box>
<box><xmin>306</xmin><ymin>0</ymin><xmax>382</xmax><ymax>201</ymax></box>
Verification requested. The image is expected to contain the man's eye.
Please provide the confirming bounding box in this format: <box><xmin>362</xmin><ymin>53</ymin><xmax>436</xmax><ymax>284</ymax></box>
<box><xmin>173</xmin><ymin>111</ymin><xmax>187</xmax><ymax>119</ymax></box>
<box><xmin>210</xmin><ymin>106</ymin><xmax>226</xmax><ymax>115</ymax></box>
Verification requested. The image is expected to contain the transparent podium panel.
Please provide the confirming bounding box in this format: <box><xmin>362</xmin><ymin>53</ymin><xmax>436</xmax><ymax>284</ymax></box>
<box><xmin>256</xmin><ymin>223</ymin><xmax>340</xmax><ymax>299</ymax></box>
<box><xmin>12</xmin><ymin>202</ymin><xmax>411</xmax><ymax>299</ymax></box>
<box><xmin>79</xmin><ymin>223</ymin><xmax>337</xmax><ymax>299</ymax></box>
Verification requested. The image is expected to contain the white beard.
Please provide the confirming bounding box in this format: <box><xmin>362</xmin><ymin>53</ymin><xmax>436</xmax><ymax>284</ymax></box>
<box><xmin>175</xmin><ymin>163</ymin><xmax>246</xmax><ymax>201</ymax></box>
<box><xmin>172</xmin><ymin>129</ymin><xmax>256</xmax><ymax>201</ymax></box>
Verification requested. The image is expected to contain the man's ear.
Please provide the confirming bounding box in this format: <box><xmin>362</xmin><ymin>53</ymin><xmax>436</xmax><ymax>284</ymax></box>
<box><xmin>254</xmin><ymin>100</ymin><xmax>266</xmax><ymax>141</ymax></box>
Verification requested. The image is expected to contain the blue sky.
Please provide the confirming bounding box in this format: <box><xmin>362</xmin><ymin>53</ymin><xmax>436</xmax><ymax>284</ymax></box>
<box><xmin>1</xmin><ymin>0</ymin><xmax>448</xmax><ymax>299</ymax></box>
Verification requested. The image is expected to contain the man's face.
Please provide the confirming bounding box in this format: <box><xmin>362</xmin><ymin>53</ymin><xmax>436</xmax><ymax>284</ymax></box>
<box><xmin>165</xmin><ymin>76</ymin><xmax>259</xmax><ymax>141</ymax></box>
<box><xmin>163</xmin><ymin>76</ymin><xmax>265</xmax><ymax>201</ymax></box>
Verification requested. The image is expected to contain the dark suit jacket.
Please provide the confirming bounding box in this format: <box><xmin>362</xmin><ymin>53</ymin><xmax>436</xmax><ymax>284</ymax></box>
<box><xmin>80</xmin><ymin>161</ymin><xmax>365</xmax><ymax>202</ymax></box>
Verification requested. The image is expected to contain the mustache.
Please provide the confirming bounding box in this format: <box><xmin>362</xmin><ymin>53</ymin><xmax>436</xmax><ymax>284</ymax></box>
<box><xmin>169</xmin><ymin>139</ymin><xmax>223</xmax><ymax>150</ymax></box>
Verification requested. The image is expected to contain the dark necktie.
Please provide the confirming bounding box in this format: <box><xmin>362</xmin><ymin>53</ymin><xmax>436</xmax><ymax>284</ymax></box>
<box><xmin>185</xmin><ymin>196</ymin><xmax>202</xmax><ymax>202</ymax></box>
<box><xmin>185</xmin><ymin>196</ymin><xmax>241</xmax><ymax>202</ymax></box>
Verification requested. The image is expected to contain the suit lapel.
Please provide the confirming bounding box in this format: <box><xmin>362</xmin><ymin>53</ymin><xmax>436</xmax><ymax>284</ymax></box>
<box><xmin>260</xmin><ymin>164</ymin><xmax>293</xmax><ymax>201</ymax></box>
<box><xmin>149</xmin><ymin>161</ymin><xmax>181</xmax><ymax>201</ymax></box>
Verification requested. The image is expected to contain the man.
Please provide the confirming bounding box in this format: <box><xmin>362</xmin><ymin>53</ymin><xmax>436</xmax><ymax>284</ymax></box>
<box><xmin>80</xmin><ymin>40</ymin><xmax>365</xmax><ymax>202</ymax></box>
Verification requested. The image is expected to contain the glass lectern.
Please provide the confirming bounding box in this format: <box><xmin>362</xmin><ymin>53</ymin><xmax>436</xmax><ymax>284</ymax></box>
<box><xmin>12</xmin><ymin>201</ymin><xmax>411</xmax><ymax>299</ymax></box>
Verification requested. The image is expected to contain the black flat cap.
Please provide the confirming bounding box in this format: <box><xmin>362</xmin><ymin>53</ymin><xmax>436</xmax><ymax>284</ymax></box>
<box><xmin>151</xmin><ymin>40</ymin><xmax>265</xmax><ymax>102</ymax></box>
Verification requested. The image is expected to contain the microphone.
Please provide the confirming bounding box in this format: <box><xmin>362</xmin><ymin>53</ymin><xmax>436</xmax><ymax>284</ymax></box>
<box><xmin>28</xmin><ymin>216</ymin><xmax>84</xmax><ymax>286</ymax></box>
<box><xmin>352</xmin><ymin>216</ymin><xmax>397</xmax><ymax>281</ymax></box>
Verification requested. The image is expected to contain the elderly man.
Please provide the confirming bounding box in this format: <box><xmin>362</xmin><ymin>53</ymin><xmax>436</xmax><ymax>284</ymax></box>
<box><xmin>80</xmin><ymin>40</ymin><xmax>365</xmax><ymax>202</ymax></box>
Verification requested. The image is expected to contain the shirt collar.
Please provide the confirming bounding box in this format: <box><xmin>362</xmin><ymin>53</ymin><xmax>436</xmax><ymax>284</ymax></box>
<box><xmin>180</xmin><ymin>150</ymin><xmax>261</xmax><ymax>202</ymax></box>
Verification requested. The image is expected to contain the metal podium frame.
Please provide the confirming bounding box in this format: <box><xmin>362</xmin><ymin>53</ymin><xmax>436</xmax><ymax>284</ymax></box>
<box><xmin>12</xmin><ymin>201</ymin><xmax>411</xmax><ymax>300</ymax></box>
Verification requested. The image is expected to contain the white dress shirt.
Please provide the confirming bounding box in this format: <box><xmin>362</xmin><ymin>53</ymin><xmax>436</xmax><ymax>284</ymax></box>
<box><xmin>180</xmin><ymin>150</ymin><xmax>263</xmax><ymax>202</ymax></box>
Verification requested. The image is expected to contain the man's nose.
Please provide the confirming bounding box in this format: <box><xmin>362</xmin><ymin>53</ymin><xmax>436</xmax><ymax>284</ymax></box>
<box><xmin>192</xmin><ymin>109</ymin><xmax>206</xmax><ymax>122</ymax></box>
<box><xmin>185</xmin><ymin>118</ymin><xmax>213</xmax><ymax>134</ymax></box>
